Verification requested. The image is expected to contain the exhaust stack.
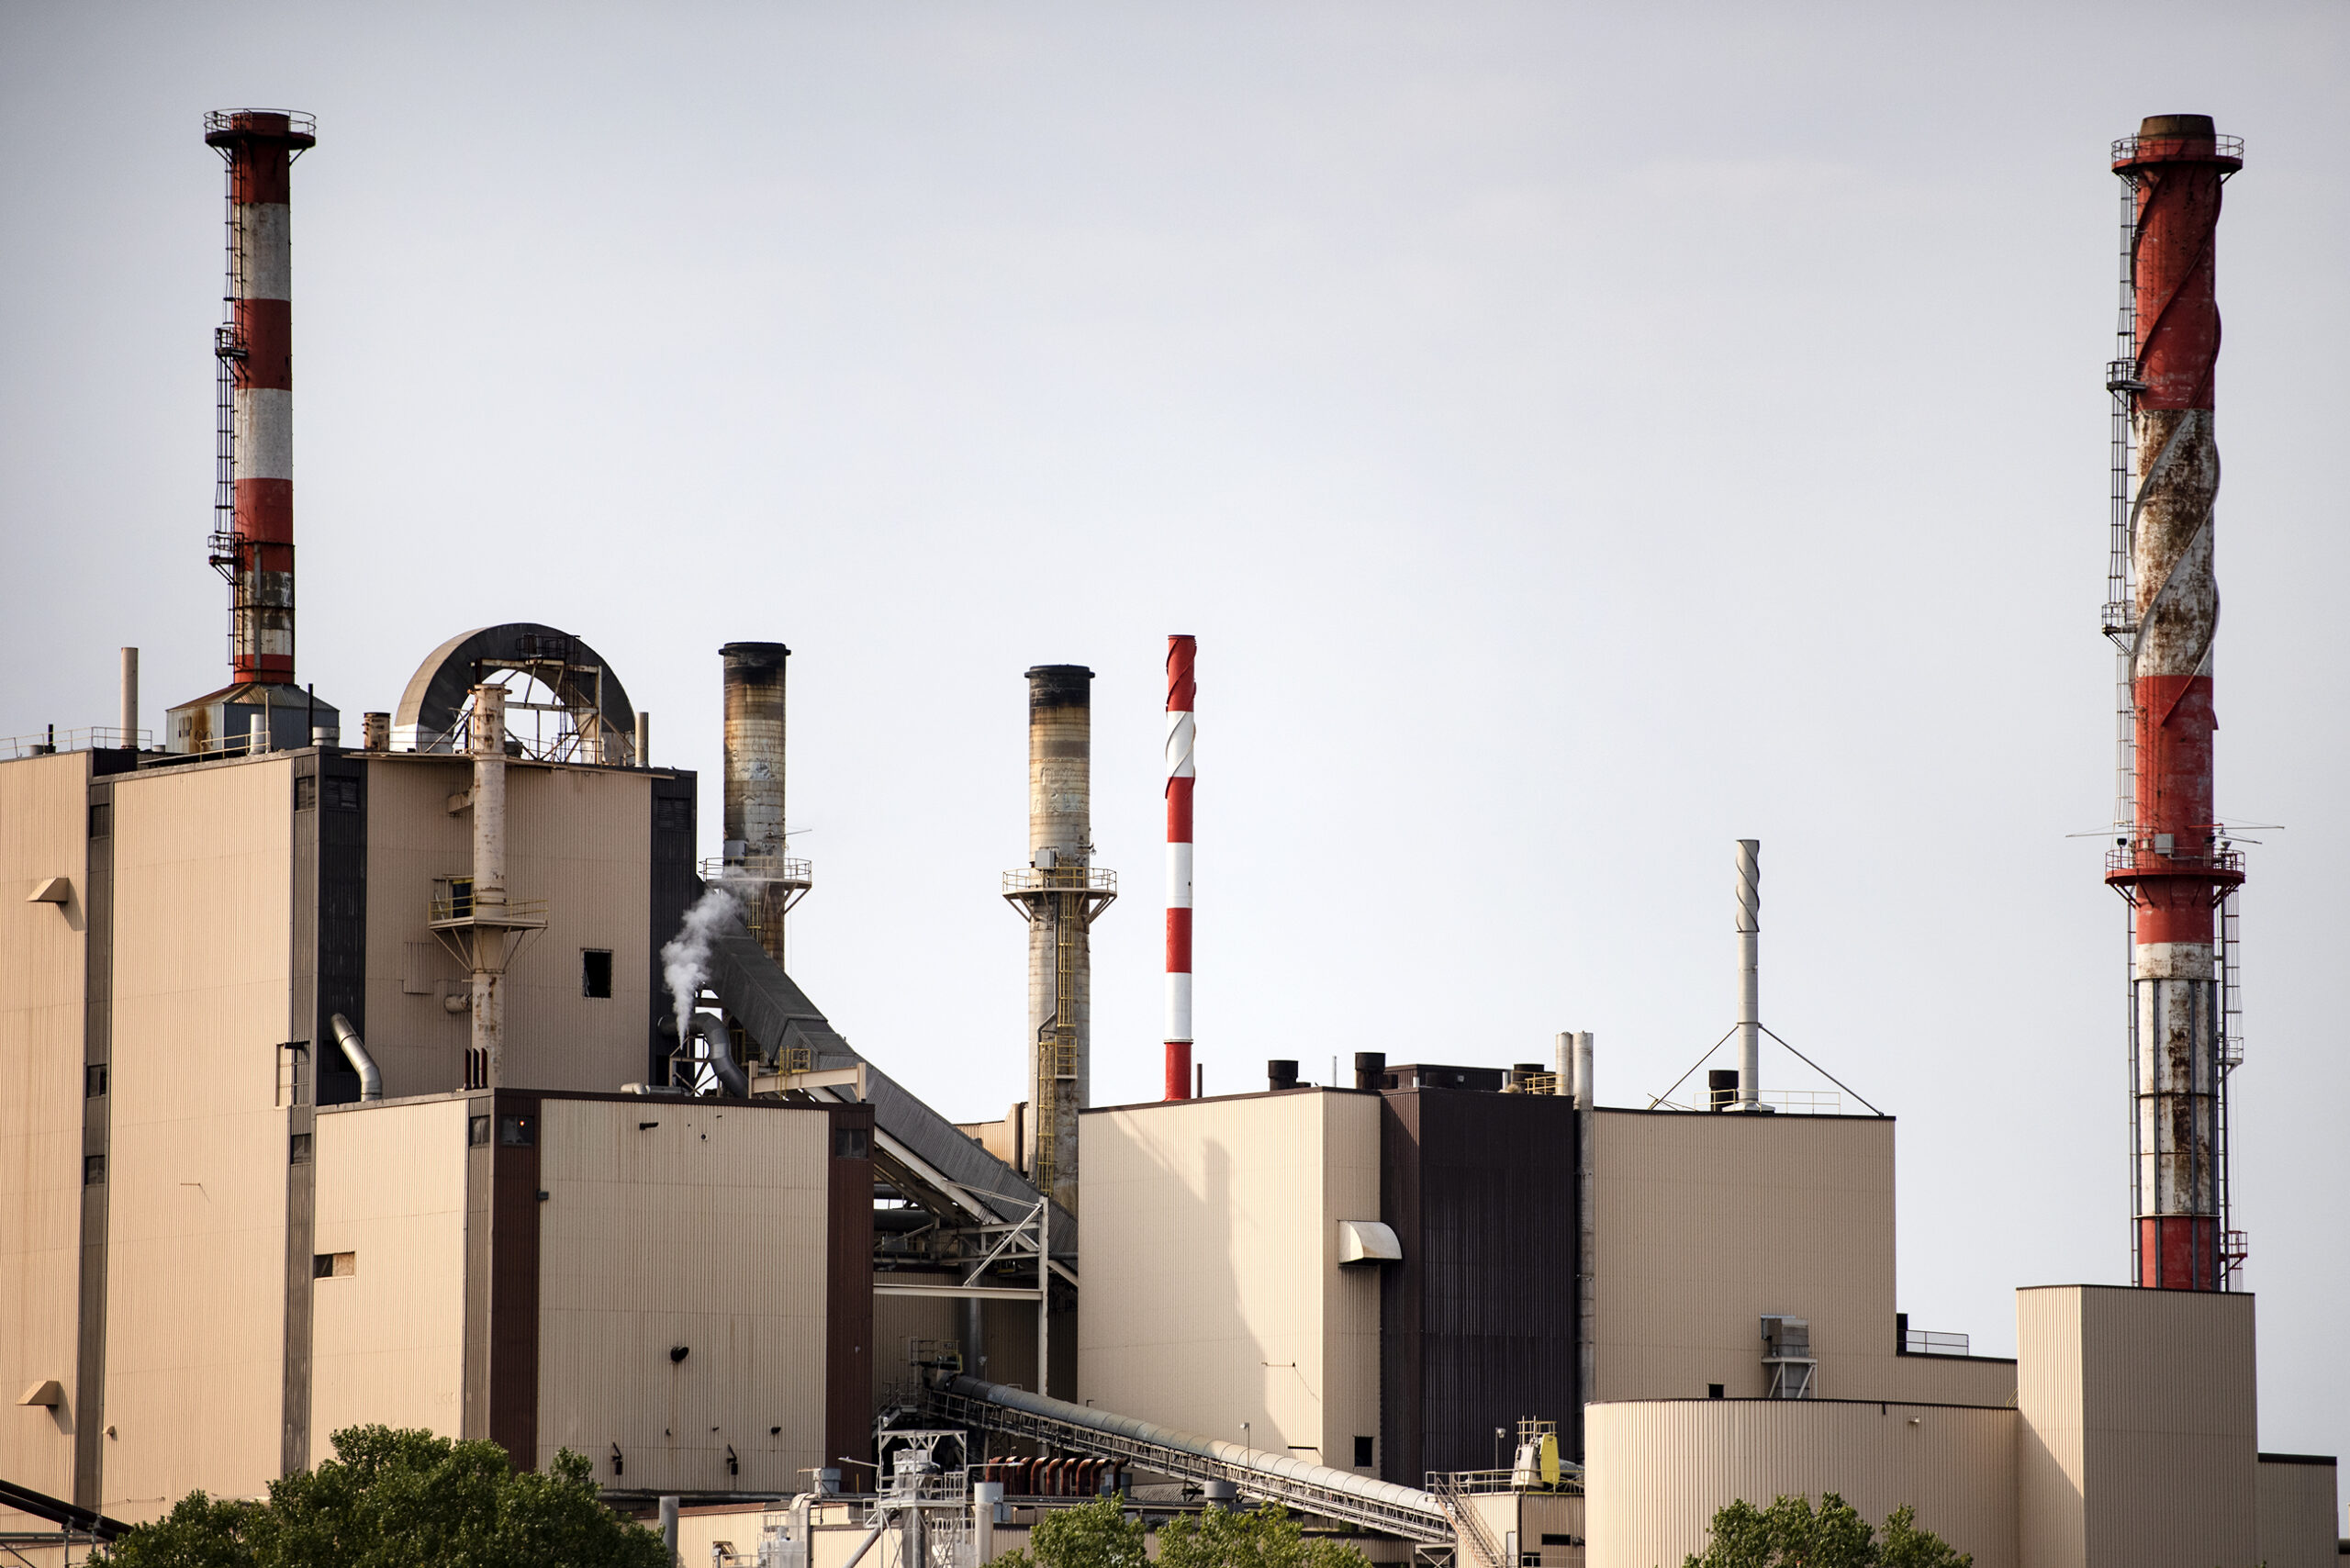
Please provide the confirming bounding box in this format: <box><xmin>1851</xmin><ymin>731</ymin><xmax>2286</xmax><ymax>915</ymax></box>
<box><xmin>718</xmin><ymin>643</ymin><xmax>810</xmax><ymax>967</ymax></box>
<box><xmin>1164</xmin><ymin>636</ymin><xmax>1196</xmax><ymax>1100</ymax></box>
<box><xmin>1729</xmin><ymin>840</ymin><xmax>1772</xmax><ymax>1114</ymax></box>
<box><xmin>2104</xmin><ymin>115</ymin><xmax>2246</xmax><ymax>1291</ymax></box>
<box><xmin>1002</xmin><ymin>666</ymin><xmax>1115</xmax><ymax>1213</ymax></box>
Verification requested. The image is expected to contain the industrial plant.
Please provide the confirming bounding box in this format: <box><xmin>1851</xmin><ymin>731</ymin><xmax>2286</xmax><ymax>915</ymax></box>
<box><xmin>0</xmin><ymin>108</ymin><xmax>2339</xmax><ymax>1568</ymax></box>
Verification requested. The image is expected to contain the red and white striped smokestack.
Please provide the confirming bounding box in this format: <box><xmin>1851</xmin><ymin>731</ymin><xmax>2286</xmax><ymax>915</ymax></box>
<box><xmin>2104</xmin><ymin>115</ymin><xmax>2244</xmax><ymax>1292</ymax></box>
<box><xmin>205</xmin><ymin>109</ymin><xmax>315</xmax><ymax>686</ymax></box>
<box><xmin>1164</xmin><ymin>635</ymin><xmax>1196</xmax><ymax>1101</ymax></box>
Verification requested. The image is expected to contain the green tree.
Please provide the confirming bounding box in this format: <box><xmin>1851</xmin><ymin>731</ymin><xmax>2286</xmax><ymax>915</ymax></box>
<box><xmin>991</xmin><ymin>1497</ymin><xmax>1148</xmax><ymax>1568</ymax></box>
<box><xmin>1679</xmin><ymin>1493</ymin><xmax>1971</xmax><ymax>1568</ymax></box>
<box><xmin>1155</xmin><ymin>1502</ymin><xmax>1371</xmax><ymax>1568</ymax></box>
<box><xmin>98</xmin><ymin>1425</ymin><xmax>669</xmax><ymax>1568</ymax></box>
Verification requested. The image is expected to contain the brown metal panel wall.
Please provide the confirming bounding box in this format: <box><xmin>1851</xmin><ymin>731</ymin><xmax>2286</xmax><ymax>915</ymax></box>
<box><xmin>1379</xmin><ymin>1092</ymin><xmax>1425</xmax><ymax>1484</ymax></box>
<box><xmin>489</xmin><ymin>1092</ymin><xmax>542</xmax><ymax>1470</ymax></box>
<box><xmin>826</xmin><ymin>1102</ymin><xmax>875</xmax><ymax>1470</ymax></box>
<box><xmin>311</xmin><ymin>753</ymin><xmax>367</xmax><ymax>1103</ymax></box>
<box><xmin>462</xmin><ymin>1098</ymin><xmax>493</xmax><ymax>1440</ymax></box>
<box><xmin>74</xmin><ymin>762</ymin><xmax>113</xmax><ymax>1507</ymax></box>
<box><xmin>648</xmin><ymin>774</ymin><xmax>698</xmax><ymax>1084</ymax></box>
<box><xmin>1381</xmin><ymin>1089</ymin><xmax>1579</xmax><ymax>1480</ymax></box>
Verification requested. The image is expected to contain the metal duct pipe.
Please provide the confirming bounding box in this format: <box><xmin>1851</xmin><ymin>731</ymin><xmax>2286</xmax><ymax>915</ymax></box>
<box><xmin>721</xmin><ymin>642</ymin><xmax>798</xmax><ymax>967</ymax></box>
<box><xmin>1353</xmin><ymin>1051</ymin><xmax>1385</xmax><ymax>1092</ymax></box>
<box><xmin>1164</xmin><ymin>635</ymin><xmax>1196</xmax><ymax>1100</ymax></box>
<box><xmin>2106</xmin><ymin>115</ymin><xmax>2244</xmax><ymax>1291</ymax></box>
<box><xmin>634</xmin><ymin>710</ymin><xmax>651</xmax><ymax>767</ymax></box>
<box><xmin>687</xmin><ymin>1011</ymin><xmax>749</xmax><ymax>1099</ymax></box>
<box><xmin>361</xmin><ymin>712</ymin><xmax>388</xmax><ymax>752</ymax></box>
<box><xmin>329</xmin><ymin>1014</ymin><xmax>381</xmax><ymax>1102</ymax></box>
<box><xmin>1730</xmin><ymin>840</ymin><xmax>1771</xmax><ymax>1114</ymax></box>
<box><xmin>119</xmin><ymin>649</ymin><xmax>138</xmax><ymax>747</ymax></box>
<box><xmin>1267</xmin><ymin>1059</ymin><xmax>1298</xmax><ymax>1092</ymax></box>
<box><xmin>658</xmin><ymin>1495</ymin><xmax>678</xmax><ymax>1565</ymax></box>
<box><xmin>470</xmin><ymin>684</ymin><xmax>508</xmax><ymax>1085</ymax></box>
<box><xmin>204</xmin><ymin>109</ymin><xmax>314</xmax><ymax>688</ymax></box>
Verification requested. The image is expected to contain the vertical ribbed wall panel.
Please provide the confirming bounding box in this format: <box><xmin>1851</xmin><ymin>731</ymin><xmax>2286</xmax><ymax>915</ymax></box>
<box><xmin>1585</xmin><ymin>1398</ymin><xmax>2018</xmax><ymax>1568</ymax></box>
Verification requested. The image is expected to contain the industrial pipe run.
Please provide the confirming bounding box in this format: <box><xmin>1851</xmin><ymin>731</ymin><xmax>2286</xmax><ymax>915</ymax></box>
<box><xmin>204</xmin><ymin>110</ymin><xmax>314</xmax><ymax>687</ymax></box>
<box><xmin>2105</xmin><ymin>114</ymin><xmax>2244</xmax><ymax>1292</ymax></box>
<box><xmin>469</xmin><ymin>683</ymin><xmax>510</xmax><ymax>1086</ymax></box>
<box><xmin>1163</xmin><ymin>635</ymin><xmax>1196</xmax><ymax>1101</ymax></box>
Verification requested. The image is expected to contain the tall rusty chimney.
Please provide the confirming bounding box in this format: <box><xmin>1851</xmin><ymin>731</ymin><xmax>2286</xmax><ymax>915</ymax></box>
<box><xmin>1003</xmin><ymin>666</ymin><xmax>1115</xmax><ymax>1213</ymax></box>
<box><xmin>2104</xmin><ymin>114</ymin><xmax>2245</xmax><ymax>1291</ymax></box>
<box><xmin>719</xmin><ymin>643</ymin><xmax>809</xmax><ymax>969</ymax></box>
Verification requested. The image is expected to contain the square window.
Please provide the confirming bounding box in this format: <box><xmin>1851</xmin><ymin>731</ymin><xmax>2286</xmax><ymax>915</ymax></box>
<box><xmin>468</xmin><ymin>1115</ymin><xmax>491</xmax><ymax>1148</ymax></box>
<box><xmin>1707</xmin><ymin>1383</ymin><xmax>1725</xmax><ymax>1400</ymax></box>
<box><xmin>311</xmin><ymin>1251</ymin><xmax>356</xmax><ymax>1279</ymax></box>
<box><xmin>83</xmin><ymin>1154</ymin><xmax>105</xmax><ymax>1185</ymax></box>
<box><xmin>324</xmin><ymin>777</ymin><xmax>361</xmax><ymax>811</ymax></box>
<box><xmin>1353</xmin><ymin>1436</ymin><xmax>1374</xmax><ymax>1468</ymax></box>
<box><xmin>85</xmin><ymin>1063</ymin><xmax>108</xmax><ymax>1098</ymax></box>
<box><xmin>88</xmin><ymin>801</ymin><xmax>111</xmax><ymax>837</ymax></box>
<box><xmin>499</xmin><ymin>1114</ymin><xmax>535</xmax><ymax>1148</ymax></box>
<box><xmin>581</xmin><ymin>949</ymin><xmax>613</xmax><ymax>999</ymax></box>
<box><xmin>833</xmin><ymin>1126</ymin><xmax>870</xmax><ymax>1160</ymax></box>
<box><xmin>294</xmin><ymin>776</ymin><xmax>318</xmax><ymax>812</ymax></box>
<box><xmin>290</xmin><ymin>1132</ymin><xmax>313</xmax><ymax>1164</ymax></box>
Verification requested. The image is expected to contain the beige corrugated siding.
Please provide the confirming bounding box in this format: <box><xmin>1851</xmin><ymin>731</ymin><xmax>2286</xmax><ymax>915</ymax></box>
<box><xmin>362</xmin><ymin>758</ymin><xmax>654</xmax><ymax>1100</ymax></box>
<box><xmin>2017</xmin><ymin>1284</ymin><xmax>2259</xmax><ymax>1568</ymax></box>
<box><xmin>309</xmin><ymin>1097</ymin><xmax>469</xmax><ymax>1461</ymax></box>
<box><xmin>1584</xmin><ymin>1397</ymin><xmax>2018</xmax><ymax>1568</ymax></box>
<box><xmin>105</xmin><ymin>758</ymin><xmax>296</xmax><ymax>1520</ymax></box>
<box><xmin>1594</xmin><ymin>1111</ymin><xmax>1918</xmax><ymax>1405</ymax></box>
<box><xmin>0</xmin><ymin>753</ymin><xmax>91</xmax><ymax>1502</ymax></box>
<box><xmin>535</xmin><ymin>1098</ymin><xmax>830</xmax><ymax>1495</ymax></box>
<box><xmin>1077</xmin><ymin>1092</ymin><xmax>1382</xmax><ymax>1470</ymax></box>
<box><xmin>2255</xmin><ymin>1458</ymin><xmax>2340</xmax><ymax>1568</ymax></box>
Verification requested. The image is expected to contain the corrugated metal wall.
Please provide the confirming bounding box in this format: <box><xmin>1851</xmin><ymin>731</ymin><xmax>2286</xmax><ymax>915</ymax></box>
<box><xmin>2017</xmin><ymin>1284</ymin><xmax>2260</xmax><ymax>1568</ymax></box>
<box><xmin>0</xmin><ymin>753</ymin><xmax>95</xmax><ymax>1507</ymax></box>
<box><xmin>1381</xmin><ymin>1088</ymin><xmax>1579</xmax><ymax>1482</ymax></box>
<box><xmin>2255</xmin><ymin>1457</ymin><xmax>2341</xmax><ymax>1568</ymax></box>
<box><xmin>105</xmin><ymin>757</ymin><xmax>297</xmax><ymax>1522</ymax></box>
<box><xmin>309</xmin><ymin>1098</ymin><xmax>468</xmax><ymax>1461</ymax></box>
<box><xmin>532</xmin><ymin>1095</ymin><xmax>833</xmax><ymax>1495</ymax></box>
<box><xmin>1584</xmin><ymin>1398</ymin><xmax>2019</xmax><ymax>1568</ymax></box>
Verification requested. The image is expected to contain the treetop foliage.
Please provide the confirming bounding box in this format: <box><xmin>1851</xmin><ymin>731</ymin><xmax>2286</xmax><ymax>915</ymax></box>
<box><xmin>96</xmin><ymin>1426</ymin><xmax>669</xmax><ymax>1568</ymax></box>
<box><xmin>1680</xmin><ymin>1493</ymin><xmax>1973</xmax><ymax>1568</ymax></box>
<box><xmin>993</xmin><ymin>1497</ymin><xmax>1372</xmax><ymax>1568</ymax></box>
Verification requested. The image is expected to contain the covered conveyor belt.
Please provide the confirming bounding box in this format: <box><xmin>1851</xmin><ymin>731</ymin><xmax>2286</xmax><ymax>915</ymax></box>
<box><xmin>923</xmin><ymin>1376</ymin><xmax>1458</xmax><ymax>1546</ymax></box>
<box><xmin>702</xmin><ymin>918</ymin><xmax>1074</xmax><ymax>1244</ymax></box>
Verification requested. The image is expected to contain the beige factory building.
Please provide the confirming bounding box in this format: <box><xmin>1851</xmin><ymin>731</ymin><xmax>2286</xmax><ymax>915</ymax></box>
<box><xmin>2</xmin><ymin>689</ymin><xmax>2340</xmax><ymax>1567</ymax></box>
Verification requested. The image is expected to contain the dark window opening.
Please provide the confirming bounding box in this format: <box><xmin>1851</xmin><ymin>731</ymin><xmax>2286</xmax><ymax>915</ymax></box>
<box><xmin>324</xmin><ymin>777</ymin><xmax>361</xmax><ymax>811</ymax></box>
<box><xmin>1539</xmin><ymin>1537</ymin><xmax>1576</xmax><ymax>1548</ymax></box>
<box><xmin>1707</xmin><ymin>1383</ymin><xmax>1725</xmax><ymax>1399</ymax></box>
<box><xmin>312</xmin><ymin>1251</ymin><xmax>356</xmax><ymax>1279</ymax></box>
<box><xmin>468</xmin><ymin>1115</ymin><xmax>491</xmax><ymax>1148</ymax></box>
<box><xmin>290</xmin><ymin>1132</ymin><xmax>313</xmax><ymax>1164</ymax></box>
<box><xmin>655</xmin><ymin>797</ymin><xmax>693</xmax><ymax>831</ymax></box>
<box><xmin>1353</xmin><ymin>1435</ymin><xmax>1374</xmax><ymax>1468</ymax></box>
<box><xmin>84</xmin><ymin>1154</ymin><xmax>106</xmax><ymax>1185</ymax></box>
<box><xmin>834</xmin><ymin>1126</ymin><xmax>871</xmax><ymax>1160</ymax></box>
<box><xmin>582</xmin><ymin>949</ymin><xmax>614</xmax><ymax>999</ymax></box>
<box><xmin>88</xmin><ymin>801</ymin><xmax>111</xmax><ymax>837</ymax></box>
<box><xmin>294</xmin><ymin>776</ymin><xmax>318</xmax><ymax>811</ymax></box>
<box><xmin>499</xmin><ymin>1114</ymin><xmax>536</xmax><ymax>1148</ymax></box>
<box><xmin>85</xmin><ymin>1063</ymin><xmax>108</xmax><ymax>1098</ymax></box>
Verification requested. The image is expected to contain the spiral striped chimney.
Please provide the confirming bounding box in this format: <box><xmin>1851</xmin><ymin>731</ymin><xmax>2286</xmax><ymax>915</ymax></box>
<box><xmin>1164</xmin><ymin>635</ymin><xmax>1196</xmax><ymax>1100</ymax></box>
<box><xmin>205</xmin><ymin>109</ymin><xmax>314</xmax><ymax>686</ymax></box>
<box><xmin>2103</xmin><ymin>114</ymin><xmax>2246</xmax><ymax>1291</ymax></box>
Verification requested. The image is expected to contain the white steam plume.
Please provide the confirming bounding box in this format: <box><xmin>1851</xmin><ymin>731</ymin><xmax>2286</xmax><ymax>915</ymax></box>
<box><xmin>660</xmin><ymin>880</ymin><xmax>745</xmax><ymax>1047</ymax></box>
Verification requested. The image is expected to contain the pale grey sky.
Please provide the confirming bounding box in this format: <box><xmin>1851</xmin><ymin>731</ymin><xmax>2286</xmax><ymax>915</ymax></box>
<box><xmin>5</xmin><ymin>2</ymin><xmax>2344</xmax><ymax>1461</ymax></box>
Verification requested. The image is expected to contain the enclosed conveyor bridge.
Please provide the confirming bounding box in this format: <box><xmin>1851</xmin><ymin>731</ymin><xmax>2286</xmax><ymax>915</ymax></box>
<box><xmin>700</xmin><ymin>916</ymin><xmax>1076</xmax><ymax>1273</ymax></box>
<box><xmin>923</xmin><ymin>1376</ymin><xmax>1458</xmax><ymax>1547</ymax></box>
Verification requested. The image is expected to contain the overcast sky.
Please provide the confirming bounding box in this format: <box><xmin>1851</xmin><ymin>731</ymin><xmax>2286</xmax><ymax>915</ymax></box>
<box><xmin>5</xmin><ymin>3</ymin><xmax>2344</xmax><ymax>1461</ymax></box>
